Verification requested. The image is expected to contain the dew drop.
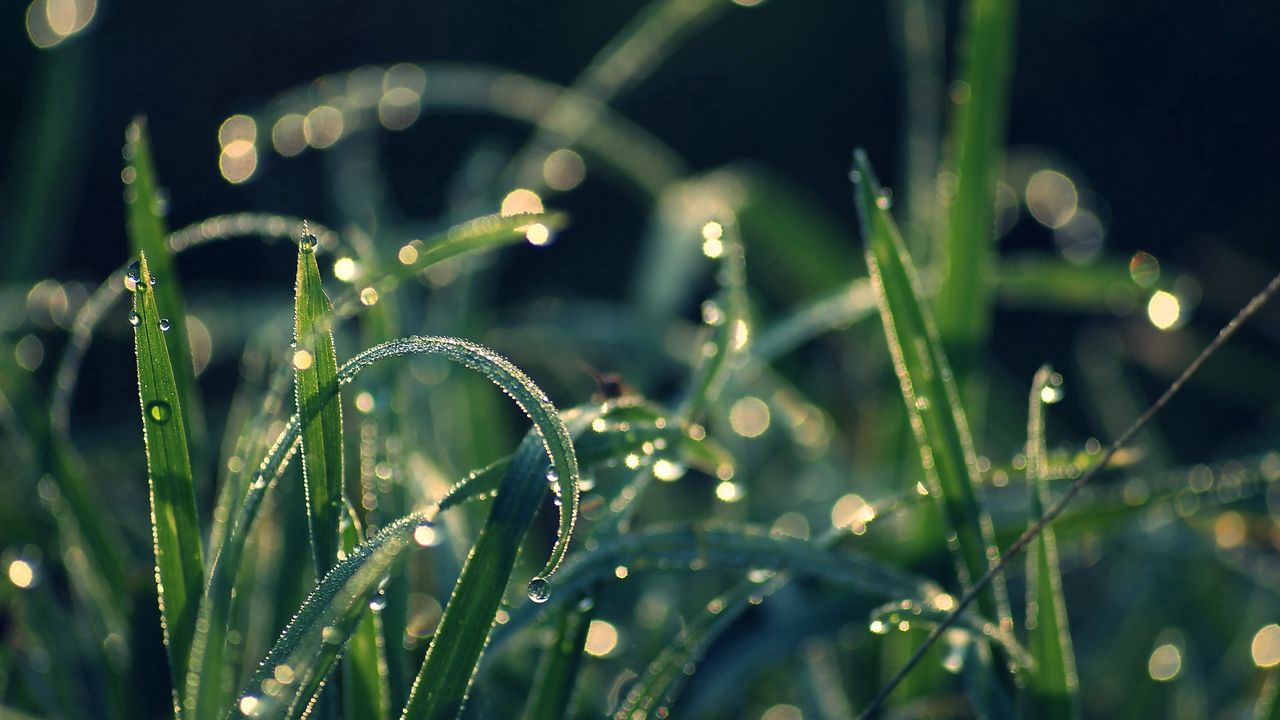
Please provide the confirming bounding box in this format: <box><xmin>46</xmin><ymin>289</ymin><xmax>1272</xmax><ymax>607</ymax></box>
<box><xmin>321</xmin><ymin>626</ymin><xmax>342</xmax><ymax>645</ymax></box>
<box><xmin>299</xmin><ymin>233</ymin><xmax>318</xmax><ymax>252</ymax></box>
<box><xmin>1040</xmin><ymin>372</ymin><xmax>1064</xmax><ymax>404</ymax></box>
<box><xmin>527</xmin><ymin>576</ymin><xmax>551</xmax><ymax>604</ymax></box>
<box><xmin>126</xmin><ymin>260</ymin><xmax>141</xmax><ymax>286</ymax></box>
<box><xmin>369</xmin><ymin>593</ymin><xmax>387</xmax><ymax>612</ymax></box>
<box><xmin>147</xmin><ymin>400</ymin><xmax>172</xmax><ymax>424</ymax></box>
<box><xmin>128</xmin><ymin>311</ymin><xmax>140</xmax><ymax>327</ymax></box>
<box><xmin>159</xmin><ymin>318</ymin><xmax>172</xmax><ymax>332</ymax></box>
<box><xmin>875</xmin><ymin>187</ymin><xmax>894</xmax><ymax>210</ymax></box>
<box><xmin>149</xmin><ymin>274</ymin><xmax>157</xmax><ymax>287</ymax></box>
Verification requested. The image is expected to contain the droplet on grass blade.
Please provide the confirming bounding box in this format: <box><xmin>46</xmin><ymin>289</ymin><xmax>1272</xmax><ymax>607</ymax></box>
<box><xmin>527</xmin><ymin>576</ymin><xmax>551</xmax><ymax>603</ymax></box>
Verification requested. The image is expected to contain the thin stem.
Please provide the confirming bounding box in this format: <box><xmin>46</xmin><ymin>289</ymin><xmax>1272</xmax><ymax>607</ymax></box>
<box><xmin>857</xmin><ymin>270</ymin><xmax>1280</xmax><ymax>719</ymax></box>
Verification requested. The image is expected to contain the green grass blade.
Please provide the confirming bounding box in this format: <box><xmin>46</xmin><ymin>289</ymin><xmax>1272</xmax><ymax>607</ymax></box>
<box><xmin>227</xmin><ymin>512</ymin><xmax>426</xmax><ymax>720</ymax></box>
<box><xmin>124</xmin><ymin>118</ymin><xmax>206</xmax><ymax>468</ymax></box>
<box><xmin>1024</xmin><ymin>366</ymin><xmax>1081</xmax><ymax>719</ymax></box>
<box><xmin>131</xmin><ymin>251</ymin><xmax>204</xmax><ymax>712</ymax></box>
<box><xmin>342</xmin><ymin>513</ymin><xmax>390</xmax><ymax>720</ymax></box>
<box><xmin>933</xmin><ymin>0</ymin><xmax>1017</xmax><ymax>356</ymax></box>
<box><xmin>295</xmin><ymin>230</ymin><xmax>346</xmax><ymax>577</ymax></box>
<box><xmin>868</xmin><ymin>599</ymin><xmax>1031</xmax><ymax>671</ymax></box>
<box><xmin>520</xmin><ymin>600</ymin><xmax>594</xmax><ymax>720</ymax></box>
<box><xmin>1257</xmin><ymin>673</ymin><xmax>1280</xmax><ymax>720</ymax></box>
<box><xmin>680</xmin><ymin>214</ymin><xmax>748</xmax><ymax>421</ymax></box>
<box><xmin>851</xmin><ymin>151</ymin><xmax>1010</xmax><ymax>629</ymax></box>
<box><xmin>400</xmin><ymin>433</ymin><xmax>555</xmax><ymax>720</ymax></box>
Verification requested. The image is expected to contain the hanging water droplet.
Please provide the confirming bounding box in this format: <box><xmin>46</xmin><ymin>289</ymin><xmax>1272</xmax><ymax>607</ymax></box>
<box><xmin>125</xmin><ymin>260</ymin><xmax>143</xmax><ymax>292</ymax></box>
<box><xmin>159</xmin><ymin>318</ymin><xmax>172</xmax><ymax>332</ymax></box>
<box><xmin>299</xmin><ymin>232</ymin><xmax>318</xmax><ymax>252</ymax></box>
<box><xmin>369</xmin><ymin>593</ymin><xmax>387</xmax><ymax>612</ymax></box>
<box><xmin>527</xmin><ymin>576</ymin><xmax>551</xmax><ymax>603</ymax></box>
<box><xmin>149</xmin><ymin>274</ymin><xmax>157</xmax><ymax>287</ymax></box>
<box><xmin>147</xmin><ymin>400</ymin><xmax>172</xmax><ymax>424</ymax></box>
<box><xmin>128</xmin><ymin>311</ymin><xmax>140</xmax><ymax>327</ymax></box>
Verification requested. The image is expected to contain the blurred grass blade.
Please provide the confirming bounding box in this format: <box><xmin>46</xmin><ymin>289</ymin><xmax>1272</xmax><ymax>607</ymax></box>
<box><xmin>868</xmin><ymin>600</ymin><xmax>1031</xmax><ymax>670</ymax></box>
<box><xmin>681</xmin><ymin>214</ymin><xmax>748</xmax><ymax>421</ymax></box>
<box><xmin>124</xmin><ymin>118</ymin><xmax>206</xmax><ymax>469</ymax></box>
<box><xmin>1257</xmin><ymin>673</ymin><xmax>1280</xmax><ymax>720</ymax></box>
<box><xmin>521</xmin><ymin>600</ymin><xmax>594</xmax><ymax>720</ymax></box>
<box><xmin>400</xmin><ymin>433</ymin><xmax>558</xmax><ymax>720</ymax></box>
<box><xmin>295</xmin><ymin>230</ymin><xmax>345</xmax><ymax>576</ymax></box>
<box><xmin>230</xmin><ymin>512</ymin><xmax>426</xmax><ymax>720</ymax></box>
<box><xmin>1024</xmin><ymin>366</ymin><xmax>1081</xmax><ymax>719</ymax></box>
<box><xmin>342</xmin><ymin>512</ymin><xmax>389</xmax><ymax>720</ymax></box>
<box><xmin>851</xmin><ymin>150</ymin><xmax>1011</xmax><ymax>629</ymax></box>
<box><xmin>131</xmin><ymin>251</ymin><xmax>204</xmax><ymax>711</ymax></box>
<box><xmin>229</xmin><ymin>431</ymin><xmax>551</xmax><ymax>720</ymax></box>
<box><xmin>933</xmin><ymin>0</ymin><xmax>1017</xmax><ymax>357</ymax></box>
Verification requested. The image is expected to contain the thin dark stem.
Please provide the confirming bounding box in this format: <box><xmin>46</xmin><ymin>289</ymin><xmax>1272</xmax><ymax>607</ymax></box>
<box><xmin>857</xmin><ymin>270</ymin><xmax>1280</xmax><ymax>720</ymax></box>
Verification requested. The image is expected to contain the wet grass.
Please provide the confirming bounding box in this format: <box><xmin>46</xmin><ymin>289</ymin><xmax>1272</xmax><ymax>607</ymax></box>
<box><xmin>3</xmin><ymin>1</ymin><xmax>1280</xmax><ymax>719</ymax></box>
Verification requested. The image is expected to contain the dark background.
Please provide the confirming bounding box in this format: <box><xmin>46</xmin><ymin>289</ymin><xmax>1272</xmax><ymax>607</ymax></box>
<box><xmin>3</xmin><ymin>0</ymin><xmax>1279</xmax><ymax>457</ymax></box>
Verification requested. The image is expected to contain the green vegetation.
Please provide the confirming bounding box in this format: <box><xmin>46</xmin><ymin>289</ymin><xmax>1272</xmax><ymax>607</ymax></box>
<box><xmin>3</xmin><ymin>1</ymin><xmax>1280</xmax><ymax>719</ymax></box>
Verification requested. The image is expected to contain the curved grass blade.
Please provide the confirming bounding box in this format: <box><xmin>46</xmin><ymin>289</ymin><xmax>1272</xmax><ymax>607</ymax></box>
<box><xmin>852</xmin><ymin>150</ymin><xmax>1011</xmax><ymax>629</ymax></box>
<box><xmin>295</xmin><ymin>230</ymin><xmax>345</xmax><ymax>577</ymax></box>
<box><xmin>507</xmin><ymin>0</ymin><xmax>725</xmax><ymax>188</ymax></box>
<box><xmin>868</xmin><ymin>599</ymin><xmax>1032</xmax><ymax>671</ymax></box>
<box><xmin>338</xmin><ymin>212</ymin><xmax>568</xmax><ymax>321</ymax></box>
<box><xmin>521</xmin><ymin>599</ymin><xmax>595</xmax><ymax>720</ymax></box>
<box><xmin>230</xmin><ymin>401</ymin><xmax>572</xmax><ymax>718</ymax></box>
<box><xmin>124</xmin><ymin>118</ymin><xmax>206</xmax><ymax>470</ymax></box>
<box><xmin>131</xmin><ymin>251</ymin><xmax>204</xmax><ymax>712</ymax></box>
<box><xmin>400</xmin><ymin>433</ymin><xmax>555</xmax><ymax>720</ymax></box>
<box><xmin>933</xmin><ymin>0</ymin><xmax>1017</xmax><ymax>356</ymax></box>
<box><xmin>341</xmin><ymin>512</ymin><xmax>389</xmax><ymax>720</ymax></box>
<box><xmin>227</xmin><ymin>512</ymin><xmax>428</xmax><ymax>720</ymax></box>
<box><xmin>198</xmin><ymin>335</ymin><xmax>577</xmax><ymax>719</ymax></box>
<box><xmin>1023</xmin><ymin>366</ymin><xmax>1081</xmax><ymax>719</ymax></box>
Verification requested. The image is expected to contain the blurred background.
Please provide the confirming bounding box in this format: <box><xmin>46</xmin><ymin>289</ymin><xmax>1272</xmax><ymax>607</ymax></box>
<box><xmin>3</xmin><ymin>1</ymin><xmax>1280</xmax><ymax>718</ymax></box>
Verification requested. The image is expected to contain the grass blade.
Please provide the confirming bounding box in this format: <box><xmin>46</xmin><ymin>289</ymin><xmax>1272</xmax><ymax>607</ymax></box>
<box><xmin>341</xmin><ymin>513</ymin><xmax>390</xmax><ymax>720</ymax></box>
<box><xmin>124</xmin><ymin>118</ymin><xmax>206</xmax><ymax>469</ymax></box>
<box><xmin>229</xmin><ymin>512</ymin><xmax>425</xmax><ymax>720</ymax></box>
<box><xmin>1023</xmin><ymin>366</ymin><xmax>1081</xmax><ymax>719</ymax></box>
<box><xmin>851</xmin><ymin>150</ymin><xmax>1011</xmax><ymax>631</ymax></box>
<box><xmin>933</xmin><ymin>0</ymin><xmax>1017</xmax><ymax>356</ymax></box>
<box><xmin>131</xmin><ymin>251</ymin><xmax>204</xmax><ymax>712</ymax></box>
<box><xmin>400</xmin><ymin>433</ymin><xmax>555</xmax><ymax>720</ymax></box>
<box><xmin>520</xmin><ymin>600</ymin><xmax>594</xmax><ymax>720</ymax></box>
<box><xmin>295</xmin><ymin>229</ymin><xmax>346</xmax><ymax>577</ymax></box>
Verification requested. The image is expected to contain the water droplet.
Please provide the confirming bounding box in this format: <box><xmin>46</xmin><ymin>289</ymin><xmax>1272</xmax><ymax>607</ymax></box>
<box><xmin>1040</xmin><ymin>372</ymin><xmax>1064</xmax><ymax>404</ymax></box>
<box><xmin>126</xmin><ymin>260</ymin><xmax>141</xmax><ymax>285</ymax></box>
<box><xmin>128</xmin><ymin>311</ymin><xmax>140</xmax><ymax>327</ymax></box>
<box><xmin>159</xmin><ymin>318</ymin><xmax>172</xmax><ymax>332</ymax></box>
<box><xmin>875</xmin><ymin>187</ymin><xmax>894</xmax><ymax>210</ymax></box>
<box><xmin>149</xmin><ymin>274</ymin><xmax>157</xmax><ymax>287</ymax></box>
<box><xmin>527</xmin><ymin>576</ymin><xmax>551</xmax><ymax>603</ymax></box>
<box><xmin>299</xmin><ymin>232</ymin><xmax>318</xmax><ymax>252</ymax></box>
<box><xmin>147</xmin><ymin>400</ymin><xmax>172</xmax><ymax>424</ymax></box>
<box><xmin>369</xmin><ymin>593</ymin><xmax>387</xmax><ymax>612</ymax></box>
<box><xmin>701</xmin><ymin>300</ymin><xmax>725</xmax><ymax>327</ymax></box>
<box><xmin>321</xmin><ymin>626</ymin><xmax>342</xmax><ymax>644</ymax></box>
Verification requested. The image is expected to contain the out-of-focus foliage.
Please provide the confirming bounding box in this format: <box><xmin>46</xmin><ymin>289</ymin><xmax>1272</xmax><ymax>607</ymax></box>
<box><xmin>2</xmin><ymin>1</ymin><xmax>1279</xmax><ymax>719</ymax></box>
